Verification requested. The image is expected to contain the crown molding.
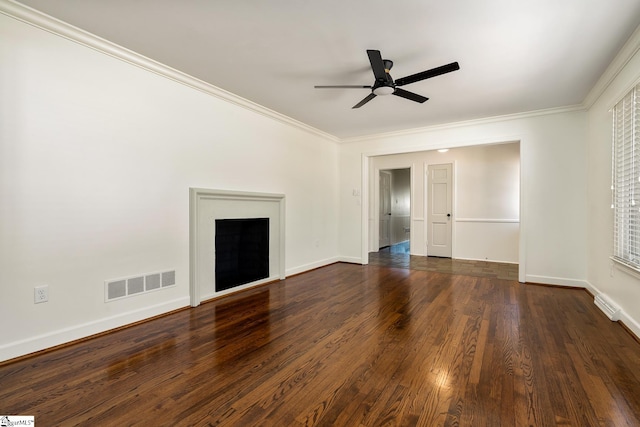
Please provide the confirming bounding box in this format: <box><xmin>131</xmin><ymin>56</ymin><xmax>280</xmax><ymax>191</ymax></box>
<box><xmin>0</xmin><ymin>0</ymin><xmax>340</xmax><ymax>144</ymax></box>
<box><xmin>340</xmin><ymin>104</ymin><xmax>585</xmax><ymax>144</ymax></box>
<box><xmin>5</xmin><ymin>0</ymin><xmax>632</xmax><ymax>145</ymax></box>
<box><xmin>583</xmin><ymin>23</ymin><xmax>640</xmax><ymax>109</ymax></box>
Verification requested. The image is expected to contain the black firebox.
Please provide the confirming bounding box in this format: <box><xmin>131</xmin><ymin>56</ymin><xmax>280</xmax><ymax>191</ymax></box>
<box><xmin>215</xmin><ymin>218</ymin><xmax>269</xmax><ymax>292</ymax></box>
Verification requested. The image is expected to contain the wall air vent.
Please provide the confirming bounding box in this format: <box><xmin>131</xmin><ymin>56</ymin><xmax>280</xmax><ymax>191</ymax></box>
<box><xmin>145</xmin><ymin>273</ymin><xmax>161</xmax><ymax>291</ymax></box>
<box><xmin>594</xmin><ymin>294</ymin><xmax>620</xmax><ymax>321</ymax></box>
<box><xmin>162</xmin><ymin>270</ymin><xmax>175</xmax><ymax>287</ymax></box>
<box><xmin>107</xmin><ymin>280</ymin><xmax>126</xmax><ymax>300</ymax></box>
<box><xmin>128</xmin><ymin>276</ymin><xmax>144</xmax><ymax>295</ymax></box>
<box><xmin>105</xmin><ymin>269</ymin><xmax>176</xmax><ymax>302</ymax></box>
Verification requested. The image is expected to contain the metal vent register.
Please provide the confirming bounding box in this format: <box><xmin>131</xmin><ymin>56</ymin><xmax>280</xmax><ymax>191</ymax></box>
<box><xmin>105</xmin><ymin>270</ymin><xmax>176</xmax><ymax>302</ymax></box>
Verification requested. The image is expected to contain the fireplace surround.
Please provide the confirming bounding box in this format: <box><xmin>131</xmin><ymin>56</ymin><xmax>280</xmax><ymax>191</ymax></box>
<box><xmin>189</xmin><ymin>188</ymin><xmax>285</xmax><ymax>306</ymax></box>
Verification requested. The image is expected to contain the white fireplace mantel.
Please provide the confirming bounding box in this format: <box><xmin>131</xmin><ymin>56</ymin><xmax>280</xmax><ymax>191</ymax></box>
<box><xmin>189</xmin><ymin>188</ymin><xmax>286</xmax><ymax>306</ymax></box>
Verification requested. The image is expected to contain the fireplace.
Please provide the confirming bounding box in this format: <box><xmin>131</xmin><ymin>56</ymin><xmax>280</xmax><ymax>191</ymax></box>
<box><xmin>189</xmin><ymin>188</ymin><xmax>285</xmax><ymax>306</ymax></box>
<box><xmin>215</xmin><ymin>218</ymin><xmax>269</xmax><ymax>292</ymax></box>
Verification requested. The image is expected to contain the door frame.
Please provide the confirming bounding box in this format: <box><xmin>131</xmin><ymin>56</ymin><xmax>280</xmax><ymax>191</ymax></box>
<box><xmin>369</xmin><ymin>165</ymin><xmax>414</xmax><ymax>254</ymax></box>
<box><xmin>361</xmin><ymin>141</ymin><xmax>525</xmax><ymax>283</ymax></box>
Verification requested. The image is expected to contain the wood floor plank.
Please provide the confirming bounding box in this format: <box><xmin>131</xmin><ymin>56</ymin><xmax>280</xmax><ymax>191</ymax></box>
<box><xmin>2</xmin><ymin>262</ymin><xmax>640</xmax><ymax>426</ymax></box>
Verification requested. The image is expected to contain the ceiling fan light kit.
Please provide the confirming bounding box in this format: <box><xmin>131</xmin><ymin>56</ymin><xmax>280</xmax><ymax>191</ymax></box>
<box><xmin>315</xmin><ymin>49</ymin><xmax>460</xmax><ymax>109</ymax></box>
<box><xmin>373</xmin><ymin>86</ymin><xmax>394</xmax><ymax>96</ymax></box>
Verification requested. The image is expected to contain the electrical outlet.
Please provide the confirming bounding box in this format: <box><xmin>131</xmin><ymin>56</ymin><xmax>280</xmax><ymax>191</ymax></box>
<box><xmin>34</xmin><ymin>285</ymin><xmax>49</xmax><ymax>304</ymax></box>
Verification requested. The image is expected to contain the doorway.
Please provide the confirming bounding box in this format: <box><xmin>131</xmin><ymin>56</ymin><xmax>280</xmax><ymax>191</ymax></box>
<box><xmin>378</xmin><ymin>168</ymin><xmax>411</xmax><ymax>251</ymax></box>
<box><xmin>379</xmin><ymin>171</ymin><xmax>391</xmax><ymax>249</ymax></box>
<box><xmin>365</xmin><ymin>142</ymin><xmax>521</xmax><ymax>281</ymax></box>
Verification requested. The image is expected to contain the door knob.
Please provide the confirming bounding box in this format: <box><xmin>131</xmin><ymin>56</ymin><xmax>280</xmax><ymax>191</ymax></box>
<box><xmin>447</xmin><ymin>213</ymin><xmax>451</xmax><ymax>217</ymax></box>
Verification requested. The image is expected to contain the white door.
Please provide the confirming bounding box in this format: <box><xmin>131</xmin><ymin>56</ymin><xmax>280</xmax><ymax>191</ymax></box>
<box><xmin>427</xmin><ymin>163</ymin><xmax>452</xmax><ymax>257</ymax></box>
<box><xmin>379</xmin><ymin>171</ymin><xmax>392</xmax><ymax>248</ymax></box>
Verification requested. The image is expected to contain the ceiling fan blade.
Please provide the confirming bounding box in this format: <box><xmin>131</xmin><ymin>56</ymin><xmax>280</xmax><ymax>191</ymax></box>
<box><xmin>393</xmin><ymin>88</ymin><xmax>429</xmax><ymax>103</ymax></box>
<box><xmin>314</xmin><ymin>85</ymin><xmax>372</xmax><ymax>89</ymax></box>
<box><xmin>395</xmin><ymin>62</ymin><xmax>460</xmax><ymax>86</ymax></box>
<box><xmin>367</xmin><ymin>50</ymin><xmax>387</xmax><ymax>82</ymax></box>
<box><xmin>353</xmin><ymin>93</ymin><xmax>377</xmax><ymax>109</ymax></box>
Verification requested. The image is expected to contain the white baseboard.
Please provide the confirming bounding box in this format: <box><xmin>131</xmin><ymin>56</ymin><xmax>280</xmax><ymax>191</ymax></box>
<box><xmin>583</xmin><ymin>280</ymin><xmax>601</xmax><ymax>296</ymax></box>
<box><xmin>618</xmin><ymin>310</ymin><xmax>640</xmax><ymax>340</ymax></box>
<box><xmin>454</xmin><ymin>256</ymin><xmax>519</xmax><ymax>264</ymax></box>
<box><xmin>338</xmin><ymin>256</ymin><xmax>365</xmax><ymax>265</ymax></box>
<box><xmin>525</xmin><ymin>274</ymin><xmax>589</xmax><ymax>288</ymax></box>
<box><xmin>585</xmin><ymin>281</ymin><xmax>640</xmax><ymax>341</ymax></box>
<box><xmin>285</xmin><ymin>256</ymin><xmax>341</xmax><ymax>277</ymax></box>
<box><xmin>0</xmin><ymin>297</ymin><xmax>190</xmax><ymax>363</ymax></box>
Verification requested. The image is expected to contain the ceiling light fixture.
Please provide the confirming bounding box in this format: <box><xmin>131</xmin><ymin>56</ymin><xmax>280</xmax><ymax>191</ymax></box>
<box><xmin>438</xmin><ymin>148</ymin><xmax>449</xmax><ymax>153</ymax></box>
<box><xmin>373</xmin><ymin>86</ymin><xmax>395</xmax><ymax>96</ymax></box>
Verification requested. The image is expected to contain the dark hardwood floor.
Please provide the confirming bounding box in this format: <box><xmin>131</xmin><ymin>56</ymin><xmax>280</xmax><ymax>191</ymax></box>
<box><xmin>369</xmin><ymin>243</ymin><xmax>519</xmax><ymax>280</ymax></box>
<box><xmin>2</xmin><ymin>262</ymin><xmax>640</xmax><ymax>426</ymax></box>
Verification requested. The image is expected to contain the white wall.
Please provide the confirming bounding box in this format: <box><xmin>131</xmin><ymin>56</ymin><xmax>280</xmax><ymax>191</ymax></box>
<box><xmin>586</xmin><ymin>33</ymin><xmax>640</xmax><ymax>337</ymax></box>
<box><xmin>455</xmin><ymin>144</ymin><xmax>520</xmax><ymax>262</ymax></box>
<box><xmin>340</xmin><ymin>110</ymin><xmax>588</xmax><ymax>285</ymax></box>
<box><xmin>369</xmin><ymin>143</ymin><xmax>520</xmax><ymax>263</ymax></box>
<box><xmin>0</xmin><ymin>14</ymin><xmax>339</xmax><ymax>361</ymax></box>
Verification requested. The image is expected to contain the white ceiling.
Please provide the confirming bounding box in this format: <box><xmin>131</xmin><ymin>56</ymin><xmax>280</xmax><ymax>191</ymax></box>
<box><xmin>14</xmin><ymin>0</ymin><xmax>640</xmax><ymax>139</ymax></box>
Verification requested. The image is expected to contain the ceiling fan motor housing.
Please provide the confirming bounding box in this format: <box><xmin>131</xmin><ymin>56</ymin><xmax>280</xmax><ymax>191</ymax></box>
<box><xmin>373</xmin><ymin>59</ymin><xmax>395</xmax><ymax>95</ymax></box>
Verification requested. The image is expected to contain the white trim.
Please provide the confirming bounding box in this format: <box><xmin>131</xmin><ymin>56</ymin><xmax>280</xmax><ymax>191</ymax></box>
<box><xmin>0</xmin><ymin>297</ymin><xmax>189</xmax><ymax>363</ymax></box>
<box><xmin>341</xmin><ymin>106</ymin><xmax>584</xmax><ymax>144</ymax></box>
<box><xmin>339</xmin><ymin>256</ymin><xmax>365</xmax><ymax>264</ymax></box>
<box><xmin>604</xmin><ymin>73</ymin><xmax>640</xmax><ymax>113</ymax></box>
<box><xmin>0</xmin><ymin>0</ymin><xmax>339</xmax><ymax>144</ymax></box>
<box><xmin>361</xmin><ymin>154</ymin><xmax>370</xmax><ymax>264</ymax></box>
<box><xmin>5</xmin><ymin>0</ymin><xmax>635</xmax><ymax>143</ymax></box>
<box><xmin>286</xmin><ymin>257</ymin><xmax>341</xmax><ymax>276</ymax></box>
<box><xmin>525</xmin><ymin>274</ymin><xmax>589</xmax><ymax>288</ymax></box>
<box><xmin>454</xmin><ymin>256</ymin><xmax>518</xmax><ymax>265</ymax></box>
<box><xmin>359</xmin><ymin>135</ymin><xmax>523</xmax><ymax>158</ymax></box>
<box><xmin>455</xmin><ymin>218</ymin><xmax>520</xmax><ymax>223</ymax></box>
<box><xmin>200</xmin><ymin>275</ymin><xmax>280</xmax><ymax>303</ymax></box>
<box><xmin>610</xmin><ymin>256</ymin><xmax>640</xmax><ymax>279</ymax></box>
<box><xmin>189</xmin><ymin>188</ymin><xmax>286</xmax><ymax>307</ymax></box>
<box><xmin>618</xmin><ymin>310</ymin><xmax>640</xmax><ymax>341</ymax></box>
<box><xmin>583</xmin><ymin>280</ymin><xmax>600</xmax><ymax>297</ymax></box>
<box><xmin>585</xmin><ymin>280</ymin><xmax>640</xmax><ymax>341</ymax></box>
<box><xmin>583</xmin><ymin>23</ymin><xmax>640</xmax><ymax>109</ymax></box>
<box><xmin>452</xmin><ymin>160</ymin><xmax>458</xmax><ymax>259</ymax></box>
<box><xmin>518</xmin><ymin>139</ymin><xmax>526</xmax><ymax>283</ymax></box>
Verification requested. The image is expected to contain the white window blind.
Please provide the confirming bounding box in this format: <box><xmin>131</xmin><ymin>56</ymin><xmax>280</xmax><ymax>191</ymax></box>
<box><xmin>612</xmin><ymin>83</ymin><xmax>640</xmax><ymax>268</ymax></box>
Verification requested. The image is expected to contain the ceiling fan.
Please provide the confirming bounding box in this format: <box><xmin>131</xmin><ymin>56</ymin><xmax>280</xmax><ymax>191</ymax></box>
<box><xmin>314</xmin><ymin>49</ymin><xmax>460</xmax><ymax>109</ymax></box>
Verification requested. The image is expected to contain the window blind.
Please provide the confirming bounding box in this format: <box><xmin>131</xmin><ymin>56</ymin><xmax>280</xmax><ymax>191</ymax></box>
<box><xmin>612</xmin><ymin>84</ymin><xmax>640</xmax><ymax>268</ymax></box>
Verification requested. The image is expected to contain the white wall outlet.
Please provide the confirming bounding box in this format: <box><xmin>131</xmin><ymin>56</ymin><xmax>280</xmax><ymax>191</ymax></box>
<box><xmin>34</xmin><ymin>285</ymin><xmax>49</xmax><ymax>304</ymax></box>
